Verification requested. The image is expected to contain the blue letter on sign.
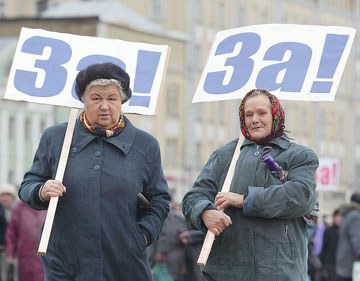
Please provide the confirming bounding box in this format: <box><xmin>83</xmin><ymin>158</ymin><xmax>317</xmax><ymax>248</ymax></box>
<box><xmin>203</xmin><ymin>32</ymin><xmax>261</xmax><ymax>94</ymax></box>
<box><xmin>14</xmin><ymin>36</ymin><xmax>72</xmax><ymax>97</ymax></box>
<box><xmin>256</xmin><ymin>42</ymin><xmax>312</xmax><ymax>92</ymax></box>
<box><xmin>129</xmin><ymin>50</ymin><xmax>161</xmax><ymax>107</ymax></box>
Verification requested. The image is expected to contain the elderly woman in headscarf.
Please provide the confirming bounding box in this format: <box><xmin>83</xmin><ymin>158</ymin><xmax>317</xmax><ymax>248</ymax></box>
<box><xmin>182</xmin><ymin>89</ymin><xmax>319</xmax><ymax>281</ymax></box>
<box><xmin>18</xmin><ymin>62</ymin><xmax>170</xmax><ymax>281</ymax></box>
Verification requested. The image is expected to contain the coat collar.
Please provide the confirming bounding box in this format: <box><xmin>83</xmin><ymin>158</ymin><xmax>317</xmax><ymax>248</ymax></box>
<box><xmin>104</xmin><ymin>116</ymin><xmax>135</xmax><ymax>156</ymax></box>
<box><xmin>241</xmin><ymin>135</ymin><xmax>291</xmax><ymax>150</ymax></box>
<box><xmin>71</xmin><ymin>115</ymin><xmax>136</xmax><ymax>156</ymax></box>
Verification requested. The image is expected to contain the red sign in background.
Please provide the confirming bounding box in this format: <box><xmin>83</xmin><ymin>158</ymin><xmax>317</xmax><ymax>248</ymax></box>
<box><xmin>316</xmin><ymin>158</ymin><xmax>339</xmax><ymax>190</ymax></box>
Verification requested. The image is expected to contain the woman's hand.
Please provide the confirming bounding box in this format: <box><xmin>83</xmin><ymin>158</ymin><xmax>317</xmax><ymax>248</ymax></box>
<box><xmin>201</xmin><ymin>209</ymin><xmax>232</xmax><ymax>236</ymax></box>
<box><xmin>39</xmin><ymin>180</ymin><xmax>66</xmax><ymax>201</ymax></box>
<box><xmin>215</xmin><ymin>192</ymin><xmax>244</xmax><ymax>211</ymax></box>
<box><xmin>179</xmin><ymin>231</ymin><xmax>190</xmax><ymax>244</ymax></box>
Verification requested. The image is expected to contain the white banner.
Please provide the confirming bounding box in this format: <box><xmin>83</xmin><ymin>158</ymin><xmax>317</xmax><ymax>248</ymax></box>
<box><xmin>316</xmin><ymin>158</ymin><xmax>340</xmax><ymax>191</ymax></box>
<box><xmin>3</xmin><ymin>27</ymin><xmax>170</xmax><ymax>115</ymax></box>
<box><xmin>193</xmin><ymin>24</ymin><xmax>355</xmax><ymax>103</ymax></box>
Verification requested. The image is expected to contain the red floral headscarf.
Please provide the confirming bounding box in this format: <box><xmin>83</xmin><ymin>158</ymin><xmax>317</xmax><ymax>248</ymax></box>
<box><xmin>239</xmin><ymin>89</ymin><xmax>285</xmax><ymax>144</ymax></box>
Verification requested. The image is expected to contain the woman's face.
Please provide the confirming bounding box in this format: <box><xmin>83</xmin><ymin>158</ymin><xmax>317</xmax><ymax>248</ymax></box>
<box><xmin>82</xmin><ymin>84</ymin><xmax>122</xmax><ymax>129</ymax></box>
<box><xmin>244</xmin><ymin>95</ymin><xmax>273</xmax><ymax>141</ymax></box>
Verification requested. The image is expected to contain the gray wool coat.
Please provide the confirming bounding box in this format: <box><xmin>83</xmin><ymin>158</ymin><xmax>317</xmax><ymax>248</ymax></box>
<box><xmin>19</xmin><ymin>116</ymin><xmax>170</xmax><ymax>281</ymax></box>
<box><xmin>182</xmin><ymin>136</ymin><xmax>319</xmax><ymax>281</ymax></box>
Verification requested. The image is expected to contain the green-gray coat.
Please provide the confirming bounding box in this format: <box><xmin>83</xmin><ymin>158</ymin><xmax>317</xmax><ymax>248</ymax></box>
<box><xmin>19</xmin><ymin>117</ymin><xmax>170</xmax><ymax>281</ymax></box>
<box><xmin>182</xmin><ymin>136</ymin><xmax>319</xmax><ymax>281</ymax></box>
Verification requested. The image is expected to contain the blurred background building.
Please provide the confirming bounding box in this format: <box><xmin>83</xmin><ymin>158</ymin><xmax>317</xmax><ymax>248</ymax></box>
<box><xmin>0</xmin><ymin>0</ymin><xmax>359</xmax><ymax>220</ymax></box>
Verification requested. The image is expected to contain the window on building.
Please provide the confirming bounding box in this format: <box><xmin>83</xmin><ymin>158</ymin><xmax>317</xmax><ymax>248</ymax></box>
<box><xmin>218</xmin><ymin>102</ymin><xmax>225</xmax><ymax>124</ymax></box>
<box><xmin>0</xmin><ymin>1</ymin><xmax>5</xmax><ymax>18</ymax></box>
<box><xmin>327</xmin><ymin>111</ymin><xmax>335</xmax><ymax>140</ymax></box>
<box><xmin>355</xmin><ymin>115</ymin><xmax>360</xmax><ymax>142</ymax></box>
<box><xmin>25</xmin><ymin>118</ymin><xmax>31</xmax><ymax>139</ymax></box>
<box><xmin>9</xmin><ymin>116</ymin><xmax>15</xmax><ymax>139</ymax></box>
<box><xmin>216</xmin><ymin>1</ymin><xmax>225</xmax><ymax>29</ymax></box>
<box><xmin>321</xmin><ymin>110</ymin><xmax>330</xmax><ymax>139</ymax></box>
<box><xmin>300</xmin><ymin>106</ymin><xmax>309</xmax><ymax>135</ymax></box>
<box><xmin>166</xmin><ymin>85</ymin><xmax>179</xmax><ymax>118</ymax></box>
<box><xmin>208</xmin><ymin>103</ymin><xmax>215</xmax><ymax>123</ymax></box>
<box><xmin>356</xmin><ymin>163</ymin><xmax>360</xmax><ymax>182</ymax></box>
<box><xmin>337</xmin><ymin>113</ymin><xmax>346</xmax><ymax>141</ymax></box>
<box><xmin>195</xmin><ymin>103</ymin><xmax>203</xmax><ymax>122</ymax></box>
<box><xmin>281</xmin><ymin>14</ymin><xmax>288</xmax><ymax>23</ymax></box>
<box><xmin>260</xmin><ymin>9</ymin><xmax>269</xmax><ymax>22</ymax></box>
<box><xmin>40</xmin><ymin>119</ymin><xmax>46</xmax><ymax>133</ymax></box>
<box><xmin>166</xmin><ymin>138</ymin><xmax>178</xmax><ymax>167</ymax></box>
<box><xmin>152</xmin><ymin>0</ymin><xmax>165</xmax><ymax>19</ymax></box>
<box><xmin>8</xmin><ymin>170</ymin><xmax>14</xmax><ymax>185</ymax></box>
<box><xmin>195</xmin><ymin>0</ymin><xmax>202</xmax><ymax>23</ymax></box>
<box><xmin>236</xmin><ymin>5</ymin><xmax>246</xmax><ymax>26</ymax></box>
<box><xmin>36</xmin><ymin>0</ymin><xmax>48</xmax><ymax>15</ymax></box>
<box><xmin>196</xmin><ymin>141</ymin><xmax>202</xmax><ymax>169</ymax></box>
<box><xmin>193</xmin><ymin>44</ymin><xmax>201</xmax><ymax>70</ymax></box>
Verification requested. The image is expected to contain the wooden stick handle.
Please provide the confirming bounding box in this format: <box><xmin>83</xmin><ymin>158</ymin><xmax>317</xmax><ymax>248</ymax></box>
<box><xmin>38</xmin><ymin>108</ymin><xmax>78</xmax><ymax>256</ymax></box>
<box><xmin>197</xmin><ymin>136</ymin><xmax>243</xmax><ymax>267</ymax></box>
<box><xmin>197</xmin><ymin>231</ymin><xmax>215</xmax><ymax>267</ymax></box>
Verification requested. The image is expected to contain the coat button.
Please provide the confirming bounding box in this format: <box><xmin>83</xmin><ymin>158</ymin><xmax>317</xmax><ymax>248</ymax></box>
<box><xmin>94</xmin><ymin>151</ymin><xmax>101</xmax><ymax>157</ymax></box>
<box><xmin>254</xmin><ymin>151</ymin><xmax>260</xmax><ymax>156</ymax></box>
<box><xmin>71</xmin><ymin>147</ymin><xmax>78</xmax><ymax>153</ymax></box>
<box><xmin>93</xmin><ymin>165</ymin><xmax>100</xmax><ymax>171</ymax></box>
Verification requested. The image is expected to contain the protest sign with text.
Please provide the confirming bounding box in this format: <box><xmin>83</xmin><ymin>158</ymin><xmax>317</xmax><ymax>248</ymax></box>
<box><xmin>3</xmin><ymin>27</ymin><xmax>170</xmax><ymax>115</ymax></box>
<box><xmin>316</xmin><ymin>157</ymin><xmax>340</xmax><ymax>191</ymax></box>
<box><xmin>193</xmin><ymin>24</ymin><xmax>355</xmax><ymax>103</ymax></box>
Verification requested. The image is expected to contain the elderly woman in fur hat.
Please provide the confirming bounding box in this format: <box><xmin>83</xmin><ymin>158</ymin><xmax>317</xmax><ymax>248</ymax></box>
<box><xmin>19</xmin><ymin>62</ymin><xmax>170</xmax><ymax>281</ymax></box>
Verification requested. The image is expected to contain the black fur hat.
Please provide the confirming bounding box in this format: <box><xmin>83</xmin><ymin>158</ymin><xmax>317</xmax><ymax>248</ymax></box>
<box><xmin>75</xmin><ymin>62</ymin><xmax>132</xmax><ymax>103</ymax></box>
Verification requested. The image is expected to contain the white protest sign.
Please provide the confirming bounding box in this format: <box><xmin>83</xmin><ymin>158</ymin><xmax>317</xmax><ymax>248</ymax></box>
<box><xmin>316</xmin><ymin>157</ymin><xmax>340</xmax><ymax>191</ymax></box>
<box><xmin>3</xmin><ymin>27</ymin><xmax>170</xmax><ymax>115</ymax></box>
<box><xmin>193</xmin><ymin>24</ymin><xmax>355</xmax><ymax>103</ymax></box>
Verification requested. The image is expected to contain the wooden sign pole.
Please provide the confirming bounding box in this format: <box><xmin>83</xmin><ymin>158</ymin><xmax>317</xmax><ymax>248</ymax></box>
<box><xmin>38</xmin><ymin>108</ymin><xmax>79</xmax><ymax>256</ymax></box>
<box><xmin>197</xmin><ymin>135</ymin><xmax>243</xmax><ymax>267</ymax></box>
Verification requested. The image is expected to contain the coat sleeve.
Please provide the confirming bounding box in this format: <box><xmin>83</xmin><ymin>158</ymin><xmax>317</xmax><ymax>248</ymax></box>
<box><xmin>182</xmin><ymin>150</ymin><xmax>228</xmax><ymax>232</ymax></box>
<box><xmin>243</xmin><ymin>146</ymin><xmax>319</xmax><ymax>220</ymax></box>
<box><xmin>18</xmin><ymin>129</ymin><xmax>52</xmax><ymax>211</ymax></box>
<box><xmin>137</xmin><ymin>141</ymin><xmax>170</xmax><ymax>245</ymax></box>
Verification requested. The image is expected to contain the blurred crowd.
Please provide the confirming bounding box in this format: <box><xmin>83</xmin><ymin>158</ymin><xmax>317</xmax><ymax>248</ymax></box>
<box><xmin>0</xmin><ymin>181</ymin><xmax>359</xmax><ymax>281</ymax></box>
<box><xmin>307</xmin><ymin>192</ymin><xmax>360</xmax><ymax>281</ymax></box>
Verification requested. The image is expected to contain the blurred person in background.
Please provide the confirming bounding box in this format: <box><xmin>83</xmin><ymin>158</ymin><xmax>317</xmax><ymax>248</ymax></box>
<box><xmin>0</xmin><ymin>183</ymin><xmax>17</xmax><ymax>281</ymax></box>
<box><xmin>336</xmin><ymin>192</ymin><xmax>360</xmax><ymax>281</ymax></box>
<box><xmin>308</xmin><ymin>219</ymin><xmax>323</xmax><ymax>281</ymax></box>
<box><xmin>0</xmin><ymin>199</ymin><xmax>6</xmax><ymax>281</ymax></box>
<box><xmin>151</xmin><ymin>198</ymin><xmax>188</xmax><ymax>281</ymax></box>
<box><xmin>0</xmin><ymin>184</ymin><xmax>17</xmax><ymax>222</ymax></box>
<box><xmin>320</xmin><ymin>208</ymin><xmax>342</xmax><ymax>281</ymax></box>
<box><xmin>179</xmin><ymin>229</ymin><xmax>206</xmax><ymax>281</ymax></box>
<box><xmin>313</xmin><ymin>214</ymin><xmax>327</xmax><ymax>256</ymax></box>
<box><xmin>5</xmin><ymin>201</ymin><xmax>46</xmax><ymax>281</ymax></box>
